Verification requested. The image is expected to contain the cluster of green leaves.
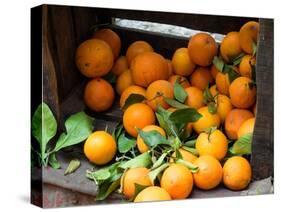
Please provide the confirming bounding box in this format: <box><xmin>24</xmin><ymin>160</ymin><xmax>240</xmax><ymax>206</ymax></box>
<box><xmin>31</xmin><ymin>102</ymin><xmax>94</xmax><ymax>169</ymax></box>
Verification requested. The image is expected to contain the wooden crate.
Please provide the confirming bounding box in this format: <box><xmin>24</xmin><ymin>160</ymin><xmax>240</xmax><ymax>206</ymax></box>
<box><xmin>31</xmin><ymin>4</ymin><xmax>273</xmax><ymax>207</ymax></box>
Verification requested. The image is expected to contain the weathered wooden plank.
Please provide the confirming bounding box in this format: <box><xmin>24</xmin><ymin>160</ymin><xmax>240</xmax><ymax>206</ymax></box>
<box><xmin>94</xmin><ymin>8</ymin><xmax>258</xmax><ymax>35</ymax></box>
<box><xmin>251</xmin><ymin>18</ymin><xmax>274</xmax><ymax>180</ymax></box>
<box><xmin>48</xmin><ymin>5</ymin><xmax>83</xmax><ymax>101</ymax></box>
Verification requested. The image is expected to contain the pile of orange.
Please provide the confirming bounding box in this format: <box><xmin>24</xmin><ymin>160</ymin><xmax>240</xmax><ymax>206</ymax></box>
<box><xmin>76</xmin><ymin>21</ymin><xmax>259</xmax><ymax>202</ymax></box>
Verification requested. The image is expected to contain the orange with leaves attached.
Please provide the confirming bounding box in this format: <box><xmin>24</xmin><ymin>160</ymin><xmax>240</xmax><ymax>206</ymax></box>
<box><xmin>239</xmin><ymin>21</ymin><xmax>259</xmax><ymax>54</ymax></box>
<box><xmin>220</xmin><ymin>31</ymin><xmax>242</xmax><ymax>63</ymax></box>
<box><xmin>120</xmin><ymin>85</ymin><xmax>146</xmax><ymax>108</ymax></box>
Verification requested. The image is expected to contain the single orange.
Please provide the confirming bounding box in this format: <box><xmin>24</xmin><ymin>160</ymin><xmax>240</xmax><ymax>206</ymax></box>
<box><xmin>146</xmin><ymin>80</ymin><xmax>174</xmax><ymax>111</ymax></box>
<box><xmin>193</xmin><ymin>155</ymin><xmax>223</xmax><ymax>190</ymax></box>
<box><xmin>223</xmin><ymin>156</ymin><xmax>252</xmax><ymax>190</ymax></box>
<box><xmin>239</xmin><ymin>21</ymin><xmax>260</xmax><ymax>54</ymax></box>
<box><xmin>115</xmin><ymin>69</ymin><xmax>134</xmax><ymax>95</ymax></box>
<box><xmin>84</xmin><ymin>131</ymin><xmax>116</xmax><ymax>165</ymax></box>
<box><xmin>76</xmin><ymin>39</ymin><xmax>114</xmax><ymax>78</ymax></box>
<box><xmin>193</xmin><ymin>106</ymin><xmax>221</xmax><ymax>134</ymax></box>
<box><xmin>216</xmin><ymin>72</ymin><xmax>230</xmax><ymax>96</ymax></box>
<box><xmin>134</xmin><ymin>186</ymin><xmax>171</xmax><ymax>202</ymax></box>
<box><xmin>123</xmin><ymin>103</ymin><xmax>156</xmax><ymax>137</ymax></box>
<box><xmin>215</xmin><ymin>94</ymin><xmax>233</xmax><ymax>122</ymax></box>
<box><xmin>190</xmin><ymin>67</ymin><xmax>214</xmax><ymax>90</ymax></box>
<box><xmin>171</xmin><ymin>48</ymin><xmax>195</xmax><ymax>76</ymax></box>
<box><xmin>160</xmin><ymin>163</ymin><xmax>193</xmax><ymax>199</ymax></box>
<box><xmin>220</xmin><ymin>31</ymin><xmax>242</xmax><ymax>63</ymax></box>
<box><xmin>239</xmin><ymin>55</ymin><xmax>256</xmax><ymax>79</ymax></box>
<box><xmin>210</xmin><ymin>64</ymin><xmax>219</xmax><ymax>79</ymax></box>
<box><xmin>237</xmin><ymin>117</ymin><xmax>255</xmax><ymax>138</ymax></box>
<box><xmin>229</xmin><ymin>77</ymin><xmax>256</xmax><ymax>109</ymax></box>
<box><xmin>112</xmin><ymin>56</ymin><xmax>129</xmax><ymax>76</ymax></box>
<box><xmin>196</xmin><ymin>129</ymin><xmax>228</xmax><ymax>160</ymax></box>
<box><xmin>188</xmin><ymin>33</ymin><xmax>218</xmax><ymax>66</ymax></box>
<box><xmin>84</xmin><ymin>78</ymin><xmax>114</xmax><ymax>112</ymax></box>
<box><xmin>184</xmin><ymin>86</ymin><xmax>205</xmax><ymax>109</ymax></box>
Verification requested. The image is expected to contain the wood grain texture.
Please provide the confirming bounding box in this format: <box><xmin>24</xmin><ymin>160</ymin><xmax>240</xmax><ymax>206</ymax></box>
<box><xmin>251</xmin><ymin>18</ymin><xmax>274</xmax><ymax>180</ymax></box>
<box><xmin>94</xmin><ymin>8</ymin><xmax>258</xmax><ymax>34</ymax></box>
<box><xmin>48</xmin><ymin>5</ymin><xmax>83</xmax><ymax>102</ymax></box>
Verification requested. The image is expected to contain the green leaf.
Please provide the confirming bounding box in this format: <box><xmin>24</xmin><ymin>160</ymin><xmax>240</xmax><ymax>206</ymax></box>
<box><xmin>174</xmin><ymin>79</ymin><xmax>187</xmax><ymax>103</ymax></box>
<box><xmin>54</xmin><ymin>112</ymin><xmax>94</xmax><ymax>152</ymax></box>
<box><xmin>86</xmin><ymin>162</ymin><xmax>121</xmax><ymax>185</ymax></box>
<box><xmin>31</xmin><ymin>102</ymin><xmax>57</xmax><ymax>160</ymax></box>
<box><xmin>176</xmin><ymin>159</ymin><xmax>199</xmax><ymax>173</ymax></box>
<box><xmin>181</xmin><ymin>146</ymin><xmax>199</xmax><ymax>156</ymax></box>
<box><xmin>175</xmin><ymin>149</ymin><xmax>183</xmax><ymax>160</ymax></box>
<box><xmin>252</xmin><ymin>42</ymin><xmax>257</xmax><ymax>56</ymax></box>
<box><xmin>138</xmin><ymin>130</ymin><xmax>170</xmax><ymax>148</ymax></box>
<box><xmin>103</xmin><ymin>71</ymin><xmax>117</xmax><ymax>84</ymax></box>
<box><xmin>164</xmin><ymin>97</ymin><xmax>188</xmax><ymax>109</ymax></box>
<box><xmin>203</xmin><ymin>86</ymin><xmax>215</xmax><ymax>104</ymax></box>
<box><xmin>112</xmin><ymin>122</ymin><xmax>124</xmax><ymax>140</ymax></box>
<box><xmin>122</xmin><ymin>94</ymin><xmax>146</xmax><ymax>111</ymax></box>
<box><xmin>169</xmin><ymin>108</ymin><xmax>202</xmax><ymax>124</ymax></box>
<box><xmin>150</xmin><ymin>152</ymin><xmax>169</xmax><ymax>170</ymax></box>
<box><xmin>213</xmin><ymin>56</ymin><xmax>225</xmax><ymax>72</ymax></box>
<box><xmin>208</xmin><ymin>102</ymin><xmax>217</xmax><ymax>114</ymax></box>
<box><xmin>229</xmin><ymin>133</ymin><xmax>252</xmax><ymax>155</ymax></box>
<box><xmin>48</xmin><ymin>153</ymin><xmax>61</xmax><ymax>169</ymax></box>
<box><xmin>232</xmin><ymin>52</ymin><xmax>246</xmax><ymax>66</ymax></box>
<box><xmin>224</xmin><ymin>65</ymin><xmax>240</xmax><ymax>83</ymax></box>
<box><xmin>119</xmin><ymin>152</ymin><xmax>152</xmax><ymax>169</ymax></box>
<box><xmin>148</xmin><ymin>163</ymin><xmax>169</xmax><ymax>183</ymax></box>
<box><xmin>117</xmin><ymin>132</ymin><xmax>136</xmax><ymax>153</ymax></box>
<box><xmin>156</xmin><ymin>107</ymin><xmax>174</xmax><ymax>136</ymax></box>
<box><xmin>184</xmin><ymin>139</ymin><xmax>197</xmax><ymax>147</ymax></box>
<box><xmin>64</xmin><ymin>159</ymin><xmax>81</xmax><ymax>175</ymax></box>
<box><xmin>95</xmin><ymin>178</ymin><xmax>121</xmax><ymax>201</ymax></box>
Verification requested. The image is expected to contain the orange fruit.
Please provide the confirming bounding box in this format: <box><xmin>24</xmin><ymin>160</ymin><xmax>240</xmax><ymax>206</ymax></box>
<box><xmin>210</xmin><ymin>64</ymin><xmax>219</xmax><ymax>79</ymax></box>
<box><xmin>190</xmin><ymin>67</ymin><xmax>214</xmax><ymax>90</ymax></box>
<box><xmin>171</xmin><ymin>48</ymin><xmax>195</xmax><ymax>76</ymax></box>
<box><xmin>196</xmin><ymin>129</ymin><xmax>228</xmax><ymax>160</ymax></box>
<box><xmin>193</xmin><ymin>155</ymin><xmax>223</xmax><ymax>190</ymax></box>
<box><xmin>146</xmin><ymin>80</ymin><xmax>174</xmax><ymax>111</ymax></box>
<box><xmin>239</xmin><ymin>55</ymin><xmax>256</xmax><ymax>79</ymax></box>
<box><xmin>160</xmin><ymin>163</ymin><xmax>193</xmax><ymax>199</ymax></box>
<box><xmin>216</xmin><ymin>72</ymin><xmax>230</xmax><ymax>96</ymax></box>
<box><xmin>166</xmin><ymin>59</ymin><xmax>174</xmax><ymax>77</ymax></box>
<box><xmin>76</xmin><ymin>39</ymin><xmax>114</xmax><ymax>78</ymax></box>
<box><xmin>215</xmin><ymin>94</ymin><xmax>233</xmax><ymax>122</ymax></box>
<box><xmin>137</xmin><ymin>125</ymin><xmax>166</xmax><ymax>153</ymax></box>
<box><xmin>220</xmin><ymin>31</ymin><xmax>242</xmax><ymax>63</ymax></box>
<box><xmin>223</xmin><ymin>156</ymin><xmax>252</xmax><ymax>190</ymax></box>
<box><xmin>193</xmin><ymin>106</ymin><xmax>221</xmax><ymax>134</ymax></box>
<box><xmin>126</xmin><ymin>41</ymin><xmax>154</xmax><ymax>65</ymax></box>
<box><xmin>84</xmin><ymin>78</ymin><xmax>114</xmax><ymax>112</ymax></box>
<box><xmin>229</xmin><ymin>77</ymin><xmax>256</xmax><ymax>109</ymax></box>
<box><xmin>239</xmin><ymin>21</ymin><xmax>260</xmax><ymax>54</ymax></box>
<box><xmin>134</xmin><ymin>186</ymin><xmax>171</xmax><ymax>202</ymax></box>
<box><xmin>170</xmin><ymin>148</ymin><xmax>198</xmax><ymax>163</ymax></box>
<box><xmin>115</xmin><ymin>69</ymin><xmax>134</xmax><ymax>95</ymax></box>
<box><xmin>209</xmin><ymin>85</ymin><xmax>219</xmax><ymax>97</ymax></box>
<box><xmin>184</xmin><ymin>86</ymin><xmax>204</xmax><ymax>109</ymax></box>
<box><xmin>224</xmin><ymin>109</ymin><xmax>254</xmax><ymax>140</ymax></box>
<box><xmin>131</xmin><ymin>52</ymin><xmax>169</xmax><ymax>87</ymax></box>
<box><xmin>237</xmin><ymin>117</ymin><xmax>255</xmax><ymax>138</ymax></box>
<box><xmin>123</xmin><ymin>103</ymin><xmax>156</xmax><ymax>137</ymax></box>
<box><xmin>188</xmin><ymin>33</ymin><xmax>218</xmax><ymax>66</ymax></box>
<box><xmin>120</xmin><ymin>85</ymin><xmax>146</xmax><ymax>108</ymax></box>
<box><xmin>168</xmin><ymin>75</ymin><xmax>190</xmax><ymax>88</ymax></box>
<box><xmin>121</xmin><ymin>167</ymin><xmax>153</xmax><ymax>199</ymax></box>
<box><xmin>112</xmin><ymin>56</ymin><xmax>129</xmax><ymax>76</ymax></box>
<box><xmin>84</xmin><ymin>131</ymin><xmax>116</xmax><ymax>165</ymax></box>
<box><xmin>92</xmin><ymin>28</ymin><xmax>121</xmax><ymax>59</ymax></box>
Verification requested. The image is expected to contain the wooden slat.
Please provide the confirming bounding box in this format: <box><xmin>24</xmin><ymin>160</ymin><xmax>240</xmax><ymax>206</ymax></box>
<box><xmin>251</xmin><ymin>18</ymin><xmax>274</xmax><ymax>180</ymax></box>
<box><xmin>94</xmin><ymin>8</ymin><xmax>258</xmax><ymax>35</ymax></box>
<box><xmin>48</xmin><ymin>5</ymin><xmax>83</xmax><ymax>102</ymax></box>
